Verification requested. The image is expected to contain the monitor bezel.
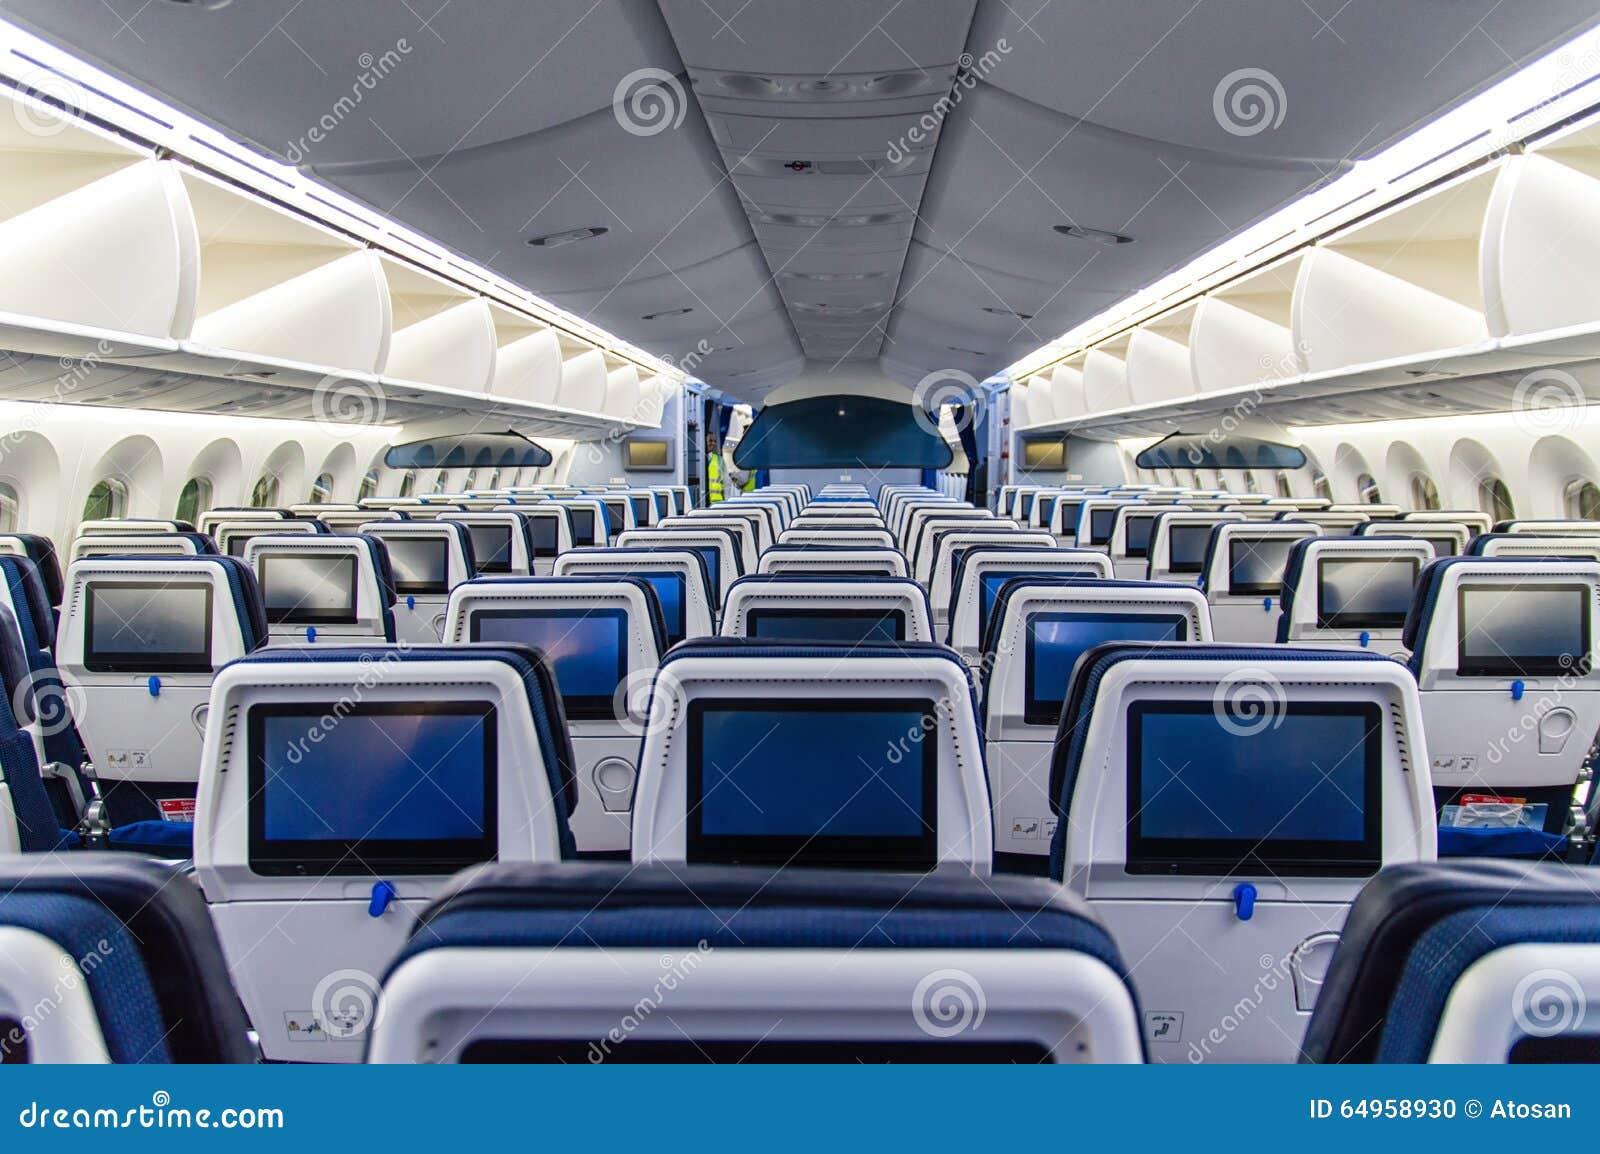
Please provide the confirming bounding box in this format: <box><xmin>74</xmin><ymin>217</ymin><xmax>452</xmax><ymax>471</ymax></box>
<box><xmin>1455</xmin><ymin>582</ymin><xmax>1592</xmax><ymax>678</ymax></box>
<box><xmin>246</xmin><ymin>699</ymin><xmax>498</xmax><ymax>876</ymax></box>
<box><xmin>744</xmin><ymin>606</ymin><xmax>907</xmax><ymax>644</ymax></box>
<box><xmin>1226</xmin><ymin>536</ymin><xmax>1296</xmax><ymax>597</ymax></box>
<box><xmin>685</xmin><ymin>697</ymin><xmax>939</xmax><ymax>869</ymax></box>
<box><xmin>1314</xmin><ymin>556</ymin><xmax>1419</xmax><ymax>630</ymax></box>
<box><xmin>1023</xmin><ymin>611</ymin><xmax>1188</xmax><ymax>726</ymax></box>
<box><xmin>83</xmin><ymin>580</ymin><xmax>215</xmax><ymax>674</ymax></box>
<box><xmin>385</xmin><ymin>536</ymin><xmax>452</xmax><ymax>595</ymax></box>
<box><xmin>466</xmin><ymin>524</ymin><xmax>515</xmax><ymax>575</ymax></box>
<box><xmin>468</xmin><ymin>606</ymin><xmax>627</xmax><ymax>720</ymax></box>
<box><xmin>1124</xmin><ymin>699</ymin><xmax>1384</xmax><ymax>877</ymax></box>
<box><xmin>259</xmin><ymin>553</ymin><xmax>360</xmax><ymax>625</ymax></box>
<box><xmin>1165</xmin><ymin>524</ymin><xmax>1212</xmax><ymax>574</ymax></box>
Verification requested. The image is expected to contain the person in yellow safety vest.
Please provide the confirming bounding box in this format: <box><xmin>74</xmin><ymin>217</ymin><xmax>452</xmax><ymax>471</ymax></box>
<box><xmin>707</xmin><ymin>433</ymin><xmax>756</xmax><ymax>503</ymax></box>
<box><xmin>707</xmin><ymin>435</ymin><xmax>725</xmax><ymax>503</ymax></box>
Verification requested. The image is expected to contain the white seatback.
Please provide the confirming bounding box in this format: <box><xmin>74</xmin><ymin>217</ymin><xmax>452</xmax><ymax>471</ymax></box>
<box><xmin>983</xmin><ymin>581</ymin><xmax>1213</xmax><ymax>860</ymax></box>
<box><xmin>443</xmin><ymin>577</ymin><xmax>663</xmax><ymax>852</ymax></box>
<box><xmin>1146</xmin><ymin>512</ymin><xmax>1245</xmax><ymax>583</ymax></box>
<box><xmin>757</xmin><ymin>547</ymin><xmax>909</xmax><ymax>578</ymax></box>
<box><xmin>661</xmin><ymin>515</ymin><xmax>758</xmax><ymax>573</ymax></box>
<box><xmin>946</xmin><ymin>548</ymin><xmax>1114</xmax><ymax>656</ymax></box>
<box><xmin>441</xmin><ymin>512</ymin><xmax>534</xmax><ymax>577</ymax></box>
<box><xmin>193</xmin><ymin>648</ymin><xmax>571</xmax><ymax>1062</ymax></box>
<box><xmin>553</xmin><ymin>549</ymin><xmax>715</xmax><ymax>644</ymax></box>
<box><xmin>245</xmin><ymin>534</ymin><xmax>393</xmax><ymax>646</ymax></box>
<box><xmin>1477</xmin><ymin>535</ymin><xmax>1600</xmax><ymax>561</ymax></box>
<box><xmin>777</xmin><ymin>528</ymin><xmax>896</xmax><ymax>549</ymax></box>
<box><xmin>1278</xmin><ymin>537</ymin><xmax>1434</xmax><ymax>655</ymax></box>
<box><xmin>360</xmin><ymin>521</ymin><xmax>475</xmax><ymax>642</ymax></box>
<box><xmin>214</xmin><ymin>518</ymin><xmax>318</xmax><ymax>556</ymax></box>
<box><xmin>1060</xmin><ymin>648</ymin><xmax>1435</xmax><ymax>1062</ymax></box>
<box><xmin>1202</xmin><ymin>522</ymin><xmax>1322</xmax><ymax>642</ymax></box>
<box><xmin>721</xmin><ymin>577</ymin><xmax>933</xmax><ymax>642</ymax></box>
<box><xmin>928</xmin><ymin>530</ymin><xmax>1056</xmax><ymax>621</ymax></box>
<box><xmin>69</xmin><ymin>533</ymin><xmax>206</xmax><ymax>562</ymax></box>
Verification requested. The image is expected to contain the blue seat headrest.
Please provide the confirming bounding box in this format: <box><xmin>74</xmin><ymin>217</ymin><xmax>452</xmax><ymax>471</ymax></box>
<box><xmin>0</xmin><ymin>556</ymin><xmax>56</xmax><ymax>650</ymax></box>
<box><xmin>227</xmin><ymin>645</ymin><xmax>578</xmax><ymax>853</ymax></box>
<box><xmin>1046</xmin><ymin>643</ymin><xmax>1397</xmax><ymax>880</ymax></box>
<box><xmin>0</xmin><ymin>853</ymin><xmax>254</xmax><ymax>1061</ymax></box>
<box><xmin>0</xmin><ymin>535</ymin><xmax>62</xmax><ymax>607</ymax></box>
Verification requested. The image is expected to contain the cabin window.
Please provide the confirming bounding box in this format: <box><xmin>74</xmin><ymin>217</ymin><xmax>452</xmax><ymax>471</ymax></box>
<box><xmin>1356</xmin><ymin>473</ymin><xmax>1383</xmax><ymax>504</ymax></box>
<box><xmin>486</xmin><ymin>470</ymin><xmax>502</xmax><ymax>490</ymax></box>
<box><xmin>431</xmin><ymin>473</ymin><xmax>449</xmax><ymax>494</ymax></box>
<box><xmin>1311</xmin><ymin>469</ymin><xmax>1333</xmax><ymax>502</ymax></box>
<box><xmin>358</xmin><ymin>468</ymin><xmax>380</xmax><ymax>501</ymax></box>
<box><xmin>1565</xmin><ymin>478</ymin><xmax>1600</xmax><ymax>520</ymax></box>
<box><xmin>250</xmin><ymin>474</ymin><xmax>280</xmax><ymax>508</ymax></box>
<box><xmin>176</xmin><ymin>477</ymin><xmax>211</xmax><ymax>524</ymax></box>
<box><xmin>1410</xmin><ymin>473</ymin><xmax>1440</xmax><ymax>511</ymax></box>
<box><xmin>83</xmin><ymin>478</ymin><xmax>127</xmax><ymax>522</ymax></box>
<box><xmin>398</xmin><ymin>470</ymin><xmax>417</xmax><ymax>498</ymax></box>
<box><xmin>1275</xmin><ymin>472</ymin><xmax>1293</xmax><ymax>499</ymax></box>
<box><xmin>307</xmin><ymin>472</ymin><xmax>335</xmax><ymax>504</ymax></box>
<box><xmin>1241</xmin><ymin>470</ymin><xmax>1259</xmax><ymax>493</ymax></box>
<box><xmin>0</xmin><ymin>482</ymin><xmax>20</xmax><ymax>533</ymax></box>
<box><xmin>1480</xmin><ymin>477</ymin><xmax>1516</xmax><ymax>522</ymax></box>
<box><xmin>1215</xmin><ymin>474</ymin><xmax>1231</xmax><ymax>492</ymax></box>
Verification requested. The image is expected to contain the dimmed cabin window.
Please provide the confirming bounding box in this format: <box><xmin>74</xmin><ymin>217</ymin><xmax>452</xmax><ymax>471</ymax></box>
<box><xmin>1357</xmin><ymin>473</ymin><xmax>1383</xmax><ymax>504</ymax></box>
<box><xmin>83</xmin><ymin>478</ymin><xmax>127</xmax><ymax>521</ymax></box>
<box><xmin>358</xmin><ymin>469</ymin><xmax>380</xmax><ymax>501</ymax></box>
<box><xmin>1480</xmin><ymin>477</ymin><xmax>1515</xmax><ymax>522</ymax></box>
<box><xmin>1565</xmin><ymin>478</ymin><xmax>1600</xmax><ymax>520</ymax></box>
<box><xmin>250</xmin><ymin>474</ymin><xmax>280</xmax><ymax>508</ymax></box>
<box><xmin>308</xmin><ymin>472</ymin><xmax>335</xmax><ymax>504</ymax></box>
<box><xmin>176</xmin><ymin>476</ymin><xmax>211</xmax><ymax>524</ymax></box>
<box><xmin>1410</xmin><ymin>474</ymin><xmax>1440</xmax><ymax>510</ymax></box>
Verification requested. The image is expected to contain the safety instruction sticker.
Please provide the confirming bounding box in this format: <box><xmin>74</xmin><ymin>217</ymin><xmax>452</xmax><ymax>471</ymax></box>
<box><xmin>157</xmin><ymin>797</ymin><xmax>196</xmax><ymax>823</ymax></box>
<box><xmin>1145</xmin><ymin>1012</ymin><xmax>1184</xmax><ymax>1043</ymax></box>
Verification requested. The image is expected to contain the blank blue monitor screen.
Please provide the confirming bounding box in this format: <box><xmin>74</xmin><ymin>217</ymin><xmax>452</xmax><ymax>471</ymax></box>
<box><xmin>469</xmin><ymin>608</ymin><xmax>626</xmax><ymax>718</ymax></box>
<box><xmin>630</xmin><ymin>496</ymin><xmax>652</xmax><ymax>524</ymax></box>
<box><xmin>1127</xmin><ymin>701</ymin><xmax>1380</xmax><ymax>874</ymax></box>
<box><xmin>1123</xmin><ymin>514</ymin><xmax>1156</xmax><ymax>558</ymax></box>
<box><xmin>568</xmin><ymin>508</ymin><xmax>596</xmax><ymax>545</ymax></box>
<box><xmin>637</xmin><ymin>572</ymin><xmax>686</xmax><ymax>646</ymax></box>
<box><xmin>1087</xmin><ymin>509</ymin><xmax>1116</xmax><ymax>544</ymax></box>
<box><xmin>687</xmin><ymin>701</ymin><xmax>937</xmax><ymax>867</ymax></box>
<box><xmin>689</xmin><ymin>546</ymin><xmax>721</xmax><ymax>602</ymax></box>
<box><xmin>1024</xmin><ymin>612</ymin><xmax>1184</xmax><ymax>725</ymax></box>
<box><xmin>248</xmin><ymin>702</ymin><xmax>495</xmax><ymax>874</ymax></box>
<box><xmin>467</xmin><ymin>525</ymin><xmax>513</xmax><ymax>573</ymax></box>
<box><xmin>980</xmin><ymin>572</ymin><xmax>1042</xmax><ymax>640</ymax></box>
<box><xmin>745</xmin><ymin>608</ymin><xmax>904</xmax><ymax>643</ymax></box>
<box><xmin>1166</xmin><ymin>524</ymin><xmax>1212</xmax><ymax>573</ymax></box>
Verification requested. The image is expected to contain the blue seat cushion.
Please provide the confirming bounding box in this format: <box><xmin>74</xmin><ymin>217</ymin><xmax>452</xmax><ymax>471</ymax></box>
<box><xmin>1047</xmin><ymin>643</ymin><xmax>1397</xmax><ymax>880</ymax></box>
<box><xmin>228</xmin><ymin>645</ymin><xmax>578</xmax><ymax>856</ymax></box>
<box><xmin>106</xmin><ymin>820</ymin><xmax>195</xmax><ymax>855</ymax></box>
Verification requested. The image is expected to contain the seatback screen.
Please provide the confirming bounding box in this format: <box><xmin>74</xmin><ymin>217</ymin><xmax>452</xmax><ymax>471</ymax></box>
<box><xmin>84</xmin><ymin>582</ymin><xmax>213</xmax><ymax>673</ymax></box>
<box><xmin>467</xmin><ymin>525</ymin><xmax>513</xmax><ymax>573</ymax></box>
<box><xmin>603</xmin><ymin>500</ymin><xmax>627</xmax><ymax>536</ymax></box>
<box><xmin>686</xmin><ymin>700</ymin><xmax>937</xmax><ymax>868</ymax></box>
<box><xmin>260</xmin><ymin>555</ymin><xmax>357</xmax><ymax>624</ymax></box>
<box><xmin>629</xmin><ymin>496</ymin><xmax>652</xmax><ymax>524</ymax></box>
<box><xmin>386</xmin><ymin>537</ymin><xmax>450</xmax><ymax>595</ymax></box>
<box><xmin>528</xmin><ymin>515</ymin><xmax>559</xmax><ymax>559</ymax></box>
<box><xmin>636</xmin><ymin>572</ymin><xmax>686</xmax><ymax>647</ymax></box>
<box><xmin>568</xmin><ymin>508</ymin><xmax>597</xmax><ymax>546</ymax></box>
<box><xmin>1024</xmin><ymin>613</ymin><xmax>1185</xmax><ymax>726</ymax></box>
<box><xmin>1316</xmin><ymin>557</ymin><xmax>1418</xmax><ymax>629</ymax></box>
<box><xmin>1123</xmin><ymin>514</ymin><xmax>1155</xmax><ymax>558</ymax></box>
<box><xmin>1087</xmin><ymin>509</ymin><xmax>1116</xmax><ymax>545</ymax></box>
<box><xmin>1057</xmin><ymin>502</ymin><xmax>1082</xmax><ymax>534</ymax></box>
<box><xmin>1421</xmin><ymin>535</ymin><xmax>1458</xmax><ymax>558</ymax></box>
<box><xmin>469</xmin><ymin>607</ymin><xmax>626</xmax><ymax>719</ymax></box>
<box><xmin>1457</xmin><ymin>584</ymin><xmax>1590</xmax><ymax>677</ymax></box>
<box><xmin>745</xmin><ymin>607</ymin><xmax>905</xmax><ymax>643</ymax></box>
<box><xmin>1166</xmin><ymin>525</ymin><xmax>1211</xmax><ymax>573</ymax></box>
<box><xmin>1126</xmin><ymin>701</ymin><xmax>1382</xmax><ymax>876</ymax></box>
<box><xmin>980</xmin><ymin>572</ymin><xmax>1038</xmax><ymax>641</ymax></box>
<box><xmin>1227</xmin><ymin>537</ymin><xmax>1297</xmax><ymax>597</ymax></box>
<box><xmin>689</xmin><ymin>546</ymin><xmax>721</xmax><ymax>603</ymax></box>
<box><xmin>248</xmin><ymin>701</ymin><xmax>496</xmax><ymax>875</ymax></box>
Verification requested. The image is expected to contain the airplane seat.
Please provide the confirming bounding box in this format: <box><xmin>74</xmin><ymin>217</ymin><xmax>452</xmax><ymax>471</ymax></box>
<box><xmin>1301</xmin><ymin>861</ymin><xmax>1600</xmax><ymax>1063</ymax></box>
<box><xmin>946</xmin><ymin>546</ymin><xmax>1114</xmax><ymax>660</ymax></box>
<box><xmin>1467</xmin><ymin>533</ymin><xmax>1600</xmax><ymax>561</ymax></box>
<box><xmin>1144</xmin><ymin>512</ymin><xmax>1245</xmax><ymax>583</ymax></box>
<box><xmin>360</xmin><ymin>521</ymin><xmax>476</xmax><ymax>642</ymax></box>
<box><xmin>245</xmin><ymin>534</ymin><xmax>397</xmax><ymax>646</ymax></box>
<box><xmin>0</xmin><ymin>606</ymin><xmax>78</xmax><ymax>853</ymax></box>
<box><xmin>552</xmin><ymin>546</ymin><xmax>716</xmax><ymax>647</ymax></box>
<box><xmin>1275</xmin><ymin>537</ymin><xmax>1434</xmax><ymax>656</ymax></box>
<box><xmin>926</xmin><ymin>528</ymin><xmax>1055</xmax><ymax>627</ymax></box>
<box><xmin>0</xmin><ymin>534</ymin><xmax>63</xmax><ymax>608</ymax></box>
<box><xmin>68</xmin><ymin>532</ymin><xmax>216</xmax><ymax>565</ymax></box>
<box><xmin>983</xmin><ymin>577</ymin><xmax>1213</xmax><ymax>869</ymax></box>
<box><xmin>443</xmin><ymin>576</ymin><xmax>665</xmax><ymax>854</ymax></box>
<box><xmin>1047</xmin><ymin>643</ymin><xmax>1435</xmax><ymax>1062</ymax></box>
<box><xmin>1199</xmin><ymin>522</ymin><xmax>1321</xmax><ymax>642</ymax></box>
<box><xmin>629</xmin><ymin>638</ymin><xmax>993</xmax><ymax>874</ymax></box>
<box><xmin>1402</xmin><ymin>557</ymin><xmax>1600</xmax><ymax>852</ymax></box>
<box><xmin>57</xmin><ymin>555</ymin><xmax>266</xmax><ymax>855</ymax></box>
<box><xmin>720</xmin><ymin>575</ymin><xmax>933</xmax><ymax>643</ymax></box>
<box><xmin>0</xmin><ymin>554</ymin><xmax>91</xmax><ymax>815</ymax></box>
<box><xmin>0</xmin><ymin>854</ymin><xmax>253</xmax><ymax>1062</ymax></box>
<box><xmin>776</xmin><ymin>527</ymin><xmax>896</xmax><ymax>549</ymax></box>
<box><xmin>367</xmin><ymin>861</ymin><xmax>1144</xmax><ymax>1064</ymax></box>
<box><xmin>755</xmin><ymin>545</ymin><xmax>909</xmax><ymax>578</ymax></box>
<box><xmin>193</xmin><ymin>643</ymin><xmax>576</xmax><ymax>1062</ymax></box>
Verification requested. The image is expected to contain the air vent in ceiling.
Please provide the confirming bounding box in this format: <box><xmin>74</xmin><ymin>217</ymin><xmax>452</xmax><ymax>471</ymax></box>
<box><xmin>701</xmin><ymin>68</ymin><xmax>946</xmax><ymax>103</ymax></box>
<box><xmin>757</xmin><ymin>210</ymin><xmax>908</xmax><ymax>229</ymax></box>
<box><xmin>1053</xmin><ymin>224</ymin><xmax>1135</xmax><ymax>246</ymax></box>
<box><xmin>730</xmin><ymin>155</ymin><xmax>916</xmax><ymax>178</ymax></box>
<box><xmin>791</xmin><ymin>301</ymin><xmax>888</xmax><ymax>315</ymax></box>
<box><xmin>641</xmin><ymin>307</ymin><xmax>694</xmax><ymax>321</ymax></box>
<box><xmin>780</xmin><ymin>270</ymin><xmax>891</xmax><ymax>282</ymax></box>
<box><xmin>981</xmin><ymin>306</ymin><xmax>1033</xmax><ymax>320</ymax></box>
<box><xmin>526</xmin><ymin>226</ymin><xmax>609</xmax><ymax>248</ymax></box>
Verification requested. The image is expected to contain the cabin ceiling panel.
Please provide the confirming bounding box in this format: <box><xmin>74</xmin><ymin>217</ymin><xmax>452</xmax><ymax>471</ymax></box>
<box><xmin>0</xmin><ymin>0</ymin><xmax>681</xmax><ymax>165</ymax></box>
<box><xmin>967</xmin><ymin>0</ymin><xmax>1600</xmax><ymax>162</ymax></box>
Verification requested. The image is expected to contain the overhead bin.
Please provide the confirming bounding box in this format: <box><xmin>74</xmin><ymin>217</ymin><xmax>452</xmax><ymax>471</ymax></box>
<box><xmin>1050</xmin><ymin>362</ymin><xmax>1086</xmax><ymax>420</ymax></box>
<box><xmin>558</xmin><ymin>347</ymin><xmax>609</xmax><ymax>413</ymax></box>
<box><xmin>1083</xmin><ymin>342</ymin><xmax>1132</xmax><ymax>412</ymax></box>
<box><xmin>1124</xmin><ymin>309</ymin><xmax>1197</xmax><ymax>405</ymax></box>
<box><xmin>604</xmin><ymin>363</ymin><xmax>643</xmax><ymax>421</ymax></box>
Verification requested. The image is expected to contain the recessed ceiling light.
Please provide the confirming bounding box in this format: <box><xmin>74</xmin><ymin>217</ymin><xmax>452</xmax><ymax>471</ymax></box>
<box><xmin>641</xmin><ymin>307</ymin><xmax>694</xmax><ymax>320</ymax></box>
<box><xmin>1053</xmin><ymin>224</ymin><xmax>1134</xmax><ymax>246</ymax></box>
<box><xmin>525</xmin><ymin>226</ymin><xmax>609</xmax><ymax>248</ymax></box>
<box><xmin>981</xmin><ymin>306</ymin><xmax>1033</xmax><ymax>320</ymax></box>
